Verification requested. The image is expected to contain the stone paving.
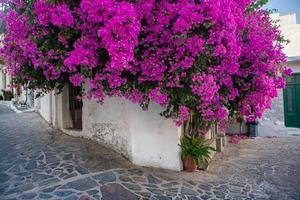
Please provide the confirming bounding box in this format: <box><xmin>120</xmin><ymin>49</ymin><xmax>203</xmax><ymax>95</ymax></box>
<box><xmin>0</xmin><ymin>102</ymin><xmax>300</xmax><ymax>200</ymax></box>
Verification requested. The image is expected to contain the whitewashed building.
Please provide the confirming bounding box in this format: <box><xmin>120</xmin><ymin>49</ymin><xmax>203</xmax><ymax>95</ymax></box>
<box><xmin>260</xmin><ymin>13</ymin><xmax>300</xmax><ymax>135</ymax></box>
<box><xmin>35</xmin><ymin>85</ymin><xmax>185</xmax><ymax>171</ymax></box>
<box><xmin>0</xmin><ymin>66</ymin><xmax>11</xmax><ymax>97</ymax></box>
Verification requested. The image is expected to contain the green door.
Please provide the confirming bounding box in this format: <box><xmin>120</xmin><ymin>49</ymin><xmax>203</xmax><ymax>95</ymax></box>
<box><xmin>284</xmin><ymin>74</ymin><xmax>300</xmax><ymax>128</ymax></box>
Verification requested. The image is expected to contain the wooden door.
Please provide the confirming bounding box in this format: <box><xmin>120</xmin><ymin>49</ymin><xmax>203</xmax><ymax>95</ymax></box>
<box><xmin>284</xmin><ymin>74</ymin><xmax>300</xmax><ymax>128</ymax></box>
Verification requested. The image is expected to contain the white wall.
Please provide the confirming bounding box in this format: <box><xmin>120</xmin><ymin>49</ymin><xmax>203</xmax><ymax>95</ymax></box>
<box><xmin>82</xmin><ymin>98</ymin><xmax>132</xmax><ymax>159</ymax></box>
<box><xmin>271</xmin><ymin>13</ymin><xmax>300</xmax><ymax>57</ymax></box>
<box><xmin>38</xmin><ymin>94</ymin><xmax>52</xmax><ymax>123</ymax></box>
<box><xmin>262</xmin><ymin>14</ymin><xmax>300</xmax><ymax>128</ymax></box>
<box><xmin>82</xmin><ymin>98</ymin><xmax>183</xmax><ymax>171</ymax></box>
<box><xmin>0</xmin><ymin>67</ymin><xmax>9</xmax><ymax>96</ymax></box>
<box><xmin>130</xmin><ymin>102</ymin><xmax>183</xmax><ymax>170</ymax></box>
<box><xmin>0</xmin><ymin>70</ymin><xmax>3</xmax><ymax>95</ymax></box>
<box><xmin>288</xmin><ymin>60</ymin><xmax>300</xmax><ymax>73</ymax></box>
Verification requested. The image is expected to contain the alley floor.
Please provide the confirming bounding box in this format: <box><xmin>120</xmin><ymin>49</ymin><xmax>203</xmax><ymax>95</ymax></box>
<box><xmin>0</xmin><ymin>103</ymin><xmax>300</xmax><ymax>200</ymax></box>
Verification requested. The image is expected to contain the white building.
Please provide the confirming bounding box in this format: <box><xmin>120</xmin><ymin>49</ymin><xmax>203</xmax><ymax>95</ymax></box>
<box><xmin>35</xmin><ymin>85</ymin><xmax>185</xmax><ymax>171</ymax></box>
<box><xmin>0</xmin><ymin>66</ymin><xmax>11</xmax><ymax>97</ymax></box>
<box><xmin>260</xmin><ymin>13</ymin><xmax>300</xmax><ymax>135</ymax></box>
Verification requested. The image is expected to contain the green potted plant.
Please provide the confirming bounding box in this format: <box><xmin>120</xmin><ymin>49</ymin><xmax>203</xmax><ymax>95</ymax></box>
<box><xmin>180</xmin><ymin>135</ymin><xmax>215</xmax><ymax>172</ymax></box>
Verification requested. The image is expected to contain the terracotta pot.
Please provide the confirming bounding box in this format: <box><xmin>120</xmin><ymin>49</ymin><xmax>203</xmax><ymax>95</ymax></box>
<box><xmin>183</xmin><ymin>155</ymin><xmax>197</xmax><ymax>172</ymax></box>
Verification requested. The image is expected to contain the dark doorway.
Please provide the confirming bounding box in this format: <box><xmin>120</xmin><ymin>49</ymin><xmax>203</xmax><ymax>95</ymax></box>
<box><xmin>69</xmin><ymin>84</ymin><xmax>83</xmax><ymax>129</ymax></box>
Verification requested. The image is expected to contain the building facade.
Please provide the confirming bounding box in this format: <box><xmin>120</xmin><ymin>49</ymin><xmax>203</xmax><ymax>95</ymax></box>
<box><xmin>0</xmin><ymin>66</ymin><xmax>12</xmax><ymax>98</ymax></box>
<box><xmin>260</xmin><ymin>13</ymin><xmax>300</xmax><ymax>134</ymax></box>
<box><xmin>35</xmin><ymin>85</ymin><xmax>184</xmax><ymax>171</ymax></box>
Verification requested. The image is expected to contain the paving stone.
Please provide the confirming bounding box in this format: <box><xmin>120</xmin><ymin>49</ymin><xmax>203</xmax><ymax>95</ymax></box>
<box><xmin>5</xmin><ymin>183</ymin><xmax>35</xmax><ymax>195</ymax></box>
<box><xmin>187</xmin><ymin>196</ymin><xmax>201</xmax><ymax>200</ymax></box>
<box><xmin>128</xmin><ymin>168</ymin><xmax>144</xmax><ymax>176</ymax></box>
<box><xmin>148</xmin><ymin>175</ymin><xmax>162</xmax><ymax>184</ymax></box>
<box><xmin>63</xmin><ymin>153</ymin><xmax>73</xmax><ymax>160</ymax></box>
<box><xmin>181</xmin><ymin>187</ymin><xmax>198</xmax><ymax>196</ymax></box>
<box><xmin>46</xmin><ymin>155</ymin><xmax>60</xmax><ymax>164</ymax></box>
<box><xmin>119</xmin><ymin>175</ymin><xmax>132</xmax><ymax>182</ymax></box>
<box><xmin>132</xmin><ymin>175</ymin><xmax>146</xmax><ymax>182</ymax></box>
<box><xmin>7</xmin><ymin>165</ymin><xmax>22</xmax><ymax>173</ymax></box>
<box><xmin>60</xmin><ymin>177</ymin><xmax>98</xmax><ymax>191</ymax></box>
<box><xmin>198</xmin><ymin>183</ymin><xmax>211</xmax><ymax>191</ymax></box>
<box><xmin>38</xmin><ymin>177</ymin><xmax>60</xmax><ymax>186</ymax></box>
<box><xmin>19</xmin><ymin>192</ymin><xmax>37</xmax><ymax>199</ymax></box>
<box><xmin>93</xmin><ymin>172</ymin><xmax>116</xmax><ymax>184</ymax></box>
<box><xmin>25</xmin><ymin>160</ymin><xmax>37</xmax><ymax>170</ymax></box>
<box><xmin>142</xmin><ymin>183</ymin><xmax>159</xmax><ymax>188</ymax></box>
<box><xmin>165</xmin><ymin>187</ymin><xmax>178</xmax><ymax>193</ymax></box>
<box><xmin>0</xmin><ymin>183</ymin><xmax>10</xmax><ymax>194</ymax></box>
<box><xmin>87</xmin><ymin>189</ymin><xmax>99</xmax><ymax>195</ymax></box>
<box><xmin>66</xmin><ymin>167</ymin><xmax>74</xmax><ymax>173</ymax></box>
<box><xmin>122</xmin><ymin>183</ymin><xmax>142</xmax><ymax>191</ymax></box>
<box><xmin>65</xmin><ymin>195</ymin><xmax>80</xmax><ymax>200</ymax></box>
<box><xmin>32</xmin><ymin>173</ymin><xmax>53</xmax><ymax>182</ymax></box>
<box><xmin>54</xmin><ymin>190</ymin><xmax>76</xmax><ymax>197</ymax></box>
<box><xmin>101</xmin><ymin>183</ymin><xmax>139</xmax><ymax>200</ymax></box>
<box><xmin>1</xmin><ymin>104</ymin><xmax>300</xmax><ymax>200</ymax></box>
<box><xmin>39</xmin><ymin>193</ymin><xmax>53</xmax><ymax>199</ymax></box>
<box><xmin>75</xmin><ymin>166</ymin><xmax>89</xmax><ymax>175</ymax></box>
<box><xmin>42</xmin><ymin>185</ymin><xmax>61</xmax><ymax>193</ymax></box>
<box><xmin>199</xmin><ymin>194</ymin><xmax>213</xmax><ymax>200</ymax></box>
<box><xmin>37</xmin><ymin>154</ymin><xmax>44</xmax><ymax>160</ymax></box>
<box><xmin>59</xmin><ymin>172</ymin><xmax>68</xmax><ymax>178</ymax></box>
<box><xmin>161</xmin><ymin>182</ymin><xmax>180</xmax><ymax>188</ymax></box>
<box><xmin>136</xmin><ymin>191</ymin><xmax>152</xmax><ymax>198</ymax></box>
<box><xmin>0</xmin><ymin>173</ymin><xmax>10</xmax><ymax>183</ymax></box>
<box><xmin>0</xmin><ymin>165</ymin><xmax>13</xmax><ymax>173</ymax></box>
<box><xmin>63</xmin><ymin>172</ymin><xmax>78</xmax><ymax>180</ymax></box>
<box><xmin>146</xmin><ymin>187</ymin><xmax>165</xmax><ymax>195</ymax></box>
<box><xmin>79</xmin><ymin>195</ymin><xmax>93</xmax><ymax>200</ymax></box>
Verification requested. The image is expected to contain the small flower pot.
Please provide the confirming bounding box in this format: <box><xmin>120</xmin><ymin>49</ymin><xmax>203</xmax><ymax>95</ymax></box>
<box><xmin>183</xmin><ymin>155</ymin><xmax>197</xmax><ymax>172</ymax></box>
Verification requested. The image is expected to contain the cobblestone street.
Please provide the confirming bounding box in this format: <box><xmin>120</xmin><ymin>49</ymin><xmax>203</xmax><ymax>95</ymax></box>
<box><xmin>0</xmin><ymin>103</ymin><xmax>300</xmax><ymax>200</ymax></box>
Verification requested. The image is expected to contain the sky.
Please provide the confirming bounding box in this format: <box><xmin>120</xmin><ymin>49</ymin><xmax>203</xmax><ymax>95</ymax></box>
<box><xmin>264</xmin><ymin>0</ymin><xmax>300</xmax><ymax>23</ymax></box>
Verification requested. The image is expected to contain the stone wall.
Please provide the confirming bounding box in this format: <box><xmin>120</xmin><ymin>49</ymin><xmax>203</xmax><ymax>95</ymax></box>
<box><xmin>262</xmin><ymin>89</ymin><xmax>285</xmax><ymax>124</ymax></box>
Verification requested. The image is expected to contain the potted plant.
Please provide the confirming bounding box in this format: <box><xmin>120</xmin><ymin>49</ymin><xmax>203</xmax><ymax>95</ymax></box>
<box><xmin>180</xmin><ymin>135</ymin><xmax>215</xmax><ymax>172</ymax></box>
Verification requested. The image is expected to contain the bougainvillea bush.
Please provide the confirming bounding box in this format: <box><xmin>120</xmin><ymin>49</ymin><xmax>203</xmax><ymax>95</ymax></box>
<box><xmin>0</xmin><ymin>0</ymin><xmax>290</xmax><ymax>135</ymax></box>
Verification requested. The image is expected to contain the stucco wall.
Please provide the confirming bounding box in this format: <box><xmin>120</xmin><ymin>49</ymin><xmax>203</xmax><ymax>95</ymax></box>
<box><xmin>129</xmin><ymin>102</ymin><xmax>182</xmax><ymax>170</ymax></box>
<box><xmin>36</xmin><ymin>84</ymin><xmax>183</xmax><ymax>170</ymax></box>
<box><xmin>0</xmin><ymin>68</ymin><xmax>9</xmax><ymax>96</ymax></box>
<box><xmin>262</xmin><ymin>63</ymin><xmax>300</xmax><ymax>125</ymax></box>
<box><xmin>259</xmin><ymin>63</ymin><xmax>299</xmax><ymax>135</ymax></box>
<box><xmin>82</xmin><ymin>98</ymin><xmax>183</xmax><ymax>171</ymax></box>
<box><xmin>271</xmin><ymin>13</ymin><xmax>300</xmax><ymax>57</ymax></box>
<box><xmin>261</xmin><ymin>13</ymin><xmax>300</xmax><ymax>127</ymax></box>
<box><xmin>82</xmin><ymin>98</ymin><xmax>132</xmax><ymax>159</ymax></box>
<box><xmin>0</xmin><ymin>70</ymin><xmax>3</xmax><ymax>95</ymax></box>
<box><xmin>38</xmin><ymin>94</ymin><xmax>52</xmax><ymax>123</ymax></box>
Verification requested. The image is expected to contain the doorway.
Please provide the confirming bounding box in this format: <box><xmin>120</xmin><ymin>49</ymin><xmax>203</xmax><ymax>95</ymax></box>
<box><xmin>68</xmin><ymin>84</ymin><xmax>83</xmax><ymax>129</ymax></box>
<box><xmin>283</xmin><ymin>73</ymin><xmax>300</xmax><ymax>128</ymax></box>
